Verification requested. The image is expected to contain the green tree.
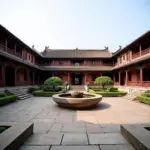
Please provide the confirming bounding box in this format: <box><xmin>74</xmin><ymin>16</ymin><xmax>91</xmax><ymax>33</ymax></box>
<box><xmin>94</xmin><ymin>76</ymin><xmax>113</xmax><ymax>91</ymax></box>
<box><xmin>44</xmin><ymin>77</ymin><xmax>63</xmax><ymax>90</ymax></box>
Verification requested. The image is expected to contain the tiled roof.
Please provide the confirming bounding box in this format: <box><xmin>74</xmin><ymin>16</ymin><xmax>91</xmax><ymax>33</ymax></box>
<box><xmin>41</xmin><ymin>65</ymin><xmax>112</xmax><ymax>71</ymax></box>
<box><xmin>41</xmin><ymin>49</ymin><xmax>112</xmax><ymax>58</ymax></box>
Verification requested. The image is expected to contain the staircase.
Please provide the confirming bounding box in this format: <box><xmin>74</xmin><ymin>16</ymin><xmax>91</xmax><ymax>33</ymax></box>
<box><xmin>124</xmin><ymin>89</ymin><xmax>144</xmax><ymax>101</ymax></box>
<box><xmin>8</xmin><ymin>88</ymin><xmax>32</xmax><ymax>100</ymax></box>
<box><xmin>70</xmin><ymin>85</ymin><xmax>85</xmax><ymax>91</ymax></box>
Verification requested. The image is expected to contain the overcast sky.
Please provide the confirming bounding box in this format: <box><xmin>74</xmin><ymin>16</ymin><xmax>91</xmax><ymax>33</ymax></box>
<box><xmin>0</xmin><ymin>0</ymin><xmax>150</xmax><ymax>52</ymax></box>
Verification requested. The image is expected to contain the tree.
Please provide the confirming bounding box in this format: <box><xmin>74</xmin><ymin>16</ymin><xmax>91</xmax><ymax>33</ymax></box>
<box><xmin>94</xmin><ymin>76</ymin><xmax>113</xmax><ymax>91</ymax></box>
<box><xmin>44</xmin><ymin>77</ymin><xmax>63</xmax><ymax>90</ymax></box>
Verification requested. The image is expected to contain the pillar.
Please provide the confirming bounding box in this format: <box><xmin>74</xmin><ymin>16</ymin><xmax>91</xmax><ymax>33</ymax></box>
<box><xmin>119</xmin><ymin>71</ymin><xmax>121</xmax><ymax>86</ymax></box>
<box><xmin>5</xmin><ymin>38</ymin><xmax>7</xmax><ymax>51</ymax></box>
<box><xmin>125</xmin><ymin>70</ymin><xmax>128</xmax><ymax>86</ymax></box>
<box><xmin>27</xmin><ymin>70</ymin><xmax>30</xmax><ymax>85</ymax></box>
<box><xmin>84</xmin><ymin>73</ymin><xmax>87</xmax><ymax>85</ymax></box>
<box><xmin>139</xmin><ymin>44</ymin><xmax>142</xmax><ymax>56</ymax></box>
<box><xmin>38</xmin><ymin>75</ymin><xmax>40</xmax><ymax>85</ymax></box>
<box><xmin>33</xmin><ymin>72</ymin><xmax>35</xmax><ymax>85</ymax></box>
<box><xmin>68</xmin><ymin>73</ymin><xmax>70</xmax><ymax>84</ymax></box>
<box><xmin>140</xmin><ymin>68</ymin><xmax>143</xmax><ymax>86</ymax></box>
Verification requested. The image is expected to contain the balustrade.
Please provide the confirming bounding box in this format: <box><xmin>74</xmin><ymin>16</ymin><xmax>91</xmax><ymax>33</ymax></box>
<box><xmin>132</xmin><ymin>52</ymin><xmax>140</xmax><ymax>59</ymax></box>
<box><xmin>141</xmin><ymin>47</ymin><xmax>150</xmax><ymax>56</ymax></box>
<box><xmin>0</xmin><ymin>44</ymin><xmax>5</xmax><ymax>50</ymax></box>
<box><xmin>7</xmin><ymin>47</ymin><xmax>14</xmax><ymax>54</ymax></box>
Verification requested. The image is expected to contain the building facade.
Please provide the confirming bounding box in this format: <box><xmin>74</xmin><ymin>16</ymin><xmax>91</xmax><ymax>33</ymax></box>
<box><xmin>0</xmin><ymin>25</ymin><xmax>150</xmax><ymax>87</ymax></box>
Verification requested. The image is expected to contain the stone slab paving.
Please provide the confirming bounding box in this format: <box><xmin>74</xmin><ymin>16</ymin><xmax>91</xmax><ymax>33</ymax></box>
<box><xmin>24</xmin><ymin>133</ymin><xmax>63</xmax><ymax>145</ymax></box>
<box><xmin>100</xmin><ymin>145</ymin><xmax>135</xmax><ymax>150</ymax></box>
<box><xmin>62</xmin><ymin>133</ymin><xmax>88</xmax><ymax>145</ymax></box>
<box><xmin>51</xmin><ymin>146</ymin><xmax>100</xmax><ymax>150</ymax></box>
<box><xmin>88</xmin><ymin>133</ymin><xmax>128</xmax><ymax>144</ymax></box>
<box><xmin>0</xmin><ymin>97</ymin><xmax>149</xmax><ymax>149</ymax></box>
<box><xmin>20</xmin><ymin>146</ymin><xmax>50</xmax><ymax>150</ymax></box>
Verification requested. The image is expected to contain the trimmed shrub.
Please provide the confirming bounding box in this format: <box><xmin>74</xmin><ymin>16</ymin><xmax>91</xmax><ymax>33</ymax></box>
<box><xmin>109</xmin><ymin>87</ymin><xmax>118</xmax><ymax>92</ymax></box>
<box><xmin>89</xmin><ymin>89</ymin><xmax>127</xmax><ymax>97</ymax></box>
<box><xmin>44</xmin><ymin>77</ymin><xmax>63</xmax><ymax>90</ymax></box>
<box><xmin>28</xmin><ymin>85</ymin><xmax>41</xmax><ymax>93</ymax></box>
<box><xmin>32</xmin><ymin>90</ymin><xmax>66</xmax><ymax>97</ymax></box>
<box><xmin>136</xmin><ymin>96</ymin><xmax>150</xmax><ymax>105</ymax></box>
<box><xmin>143</xmin><ymin>92</ymin><xmax>150</xmax><ymax>97</ymax></box>
<box><xmin>43</xmin><ymin>85</ymin><xmax>62</xmax><ymax>92</ymax></box>
<box><xmin>0</xmin><ymin>92</ymin><xmax>7</xmax><ymax>98</ymax></box>
<box><xmin>0</xmin><ymin>95</ymin><xmax>17</xmax><ymax>106</ymax></box>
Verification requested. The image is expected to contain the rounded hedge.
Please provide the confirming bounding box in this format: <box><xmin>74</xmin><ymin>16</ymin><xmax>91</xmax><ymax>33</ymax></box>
<box><xmin>136</xmin><ymin>96</ymin><xmax>150</xmax><ymax>105</ymax></box>
<box><xmin>44</xmin><ymin>77</ymin><xmax>62</xmax><ymax>85</ymax></box>
<box><xmin>89</xmin><ymin>89</ymin><xmax>127</xmax><ymax>97</ymax></box>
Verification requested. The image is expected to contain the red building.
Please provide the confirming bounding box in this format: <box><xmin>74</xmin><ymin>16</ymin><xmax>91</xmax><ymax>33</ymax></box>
<box><xmin>0</xmin><ymin>25</ymin><xmax>150</xmax><ymax>87</ymax></box>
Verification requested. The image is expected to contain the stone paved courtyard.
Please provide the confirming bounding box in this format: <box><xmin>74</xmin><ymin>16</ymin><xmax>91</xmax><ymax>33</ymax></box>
<box><xmin>0</xmin><ymin>97</ymin><xmax>150</xmax><ymax>150</ymax></box>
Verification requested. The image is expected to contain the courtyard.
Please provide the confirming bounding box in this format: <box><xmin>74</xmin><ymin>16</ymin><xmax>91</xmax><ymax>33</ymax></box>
<box><xmin>0</xmin><ymin>97</ymin><xmax>150</xmax><ymax>150</ymax></box>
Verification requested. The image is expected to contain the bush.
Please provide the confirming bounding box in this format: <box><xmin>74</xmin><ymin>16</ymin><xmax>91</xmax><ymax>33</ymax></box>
<box><xmin>0</xmin><ymin>95</ymin><xmax>17</xmax><ymax>106</ymax></box>
<box><xmin>94</xmin><ymin>76</ymin><xmax>113</xmax><ymax>91</ymax></box>
<box><xmin>44</xmin><ymin>77</ymin><xmax>63</xmax><ymax>90</ymax></box>
<box><xmin>86</xmin><ymin>82</ymin><xmax>90</xmax><ymax>87</ymax></box>
<box><xmin>143</xmin><ymin>92</ymin><xmax>150</xmax><ymax>97</ymax></box>
<box><xmin>136</xmin><ymin>96</ymin><xmax>150</xmax><ymax>105</ymax></box>
<box><xmin>109</xmin><ymin>87</ymin><xmax>118</xmax><ymax>92</ymax></box>
<box><xmin>28</xmin><ymin>85</ymin><xmax>41</xmax><ymax>93</ymax></box>
<box><xmin>89</xmin><ymin>89</ymin><xmax>127</xmax><ymax>97</ymax></box>
<box><xmin>43</xmin><ymin>85</ymin><xmax>62</xmax><ymax>92</ymax></box>
<box><xmin>0</xmin><ymin>92</ymin><xmax>7</xmax><ymax>98</ymax></box>
<box><xmin>32</xmin><ymin>90</ymin><xmax>66</xmax><ymax>97</ymax></box>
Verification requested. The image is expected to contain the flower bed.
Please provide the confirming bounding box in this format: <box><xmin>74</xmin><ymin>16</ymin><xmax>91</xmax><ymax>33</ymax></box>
<box><xmin>0</xmin><ymin>95</ymin><xmax>17</xmax><ymax>106</ymax></box>
<box><xmin>89</xmin><ymin>89</ymin><xmax>127</xmax><ymax>97</ymax></box>
<box><xmin>32</xmin><ymin>89</ymin><xmax>66</xmax><ymax>97</ymax></box>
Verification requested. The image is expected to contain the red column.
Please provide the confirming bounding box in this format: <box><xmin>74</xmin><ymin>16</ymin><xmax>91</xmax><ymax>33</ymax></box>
<box><xmin>5</xmin><ymin>38</ymin><xmax>7</xmax><ymax>51</ymax></box>
<box><xmin>38</xmin><ymin>75</ymin><xmax>39</xmax><ymax>85</ymax></box>
<box><xmin>139</xmin><ymin>44</ymin><xmax>142</xmax><ymax>56</ymax></box>
<box><xmin>84</xmin><ymin>73</ymin><xmax>87</xmax><ymax>84</ymax></box>
<box><xmin>68</xmin><ymin>73</ymin><xmax>70</xmax><ymax>84</ymax></box>
<box><xmin>33</xmin><ymin>72</ymin><xmax>35</xmax><ymax>85</ymax></box>
<box><xmin>140</xmin><ymin>68</ymin><xmax>143</xmax><ymax>86</ymax></box>
<box><xmin>119</xmin><ymin>71</ymin><xmax>121</xmax><ymax>86</ymax></box>
<box><xmin>125</xmin><ymin>70</ymin><xmax>128</xmax><ymax>86</ymax></box>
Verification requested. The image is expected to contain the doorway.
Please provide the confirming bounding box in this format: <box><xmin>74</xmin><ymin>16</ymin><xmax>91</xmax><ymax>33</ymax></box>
<box><xmin>5</xmin><ymin>65</ymin><xmax>15</xmax><ymax>86</ymax></box>
<box><xmin>71</xmin><ymin>73</ymin><xmax>83</xmax><ymax>85</ymax></box>
<box><xmin>120</xmin><ymin>72</ymin><xmax>125</xmax><ymax>85</ymax></box>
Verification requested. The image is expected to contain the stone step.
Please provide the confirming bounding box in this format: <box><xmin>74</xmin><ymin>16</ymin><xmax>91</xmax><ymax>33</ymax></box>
<box><xmin>8</xmin><ymin>89</ymin><xmax>32</xmax><ymax>100</ymax></box>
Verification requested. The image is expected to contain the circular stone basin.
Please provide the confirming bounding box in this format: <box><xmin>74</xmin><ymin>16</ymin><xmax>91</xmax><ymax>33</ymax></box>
<box><xmin>52</xmin><ymin>92</ymin><xmax>102</xmax><ymax>109</ymax></box>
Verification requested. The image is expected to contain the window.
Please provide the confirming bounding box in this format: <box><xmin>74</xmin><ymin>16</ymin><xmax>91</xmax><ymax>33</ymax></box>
<box><xmin>28</xmin><ymin>54</ymin><xmax>30</xmax><ymax>60</ymax></box>
<box><xmin>92</xmin><ymin>75</ymin><xmax>96</xmax><ymax>81</ymax></box>
<box><xmin>91</xmin><ymin>60</ymin><xmax>95</xmax><ymax>65</ymax></box>
<box><xmin>59</xmin><ymin>60</ymin><xmax>64</xmax><ymax>65</ymax></box>
<box><xmin>128</xmin><ymin>72</ymin><xmax>132</xmax><ymax>81</ymax></box>
<box><xmin>123</xmin><ymin>55</ymin><xmax>125</xmax><ymax>60</ymax></box>
<box><xmin>120</xmin><ymin>57</ymin><xmax>122</xmax><ymax>64</ymax></box>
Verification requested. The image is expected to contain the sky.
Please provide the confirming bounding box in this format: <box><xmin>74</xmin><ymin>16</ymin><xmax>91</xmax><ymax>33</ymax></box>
<box><xmin>0</xmin><ymin>0</ymin><xmax>150</xmax><ymax>52</ymax></box>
